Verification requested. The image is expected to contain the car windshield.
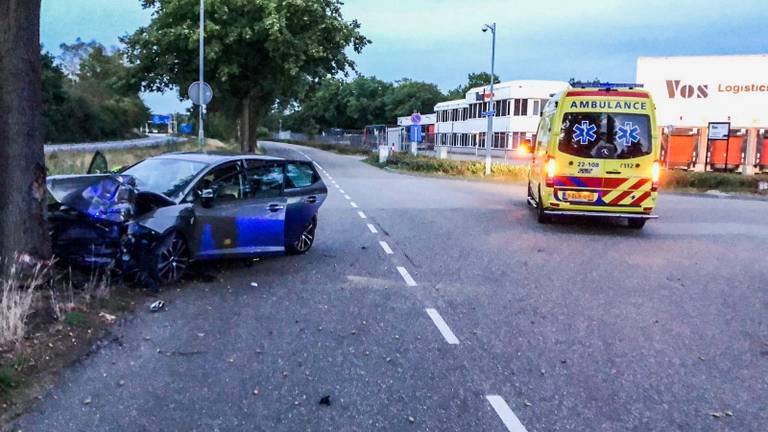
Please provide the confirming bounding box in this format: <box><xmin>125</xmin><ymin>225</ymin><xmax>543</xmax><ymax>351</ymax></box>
<box><xmin>122</xmin><ymin>158</ymin><xmax>208</xmax><ymax>198</ymax></box>
<box><xmin>558</xmin><ymin>112</ymin><xmax>652</xmax><ymax>159</ymax></box>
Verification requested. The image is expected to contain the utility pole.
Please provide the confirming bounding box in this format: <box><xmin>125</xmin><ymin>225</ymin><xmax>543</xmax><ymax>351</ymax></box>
<box><xmin>197</xmin><ymin>0</ymin><xmax>205</xmax><ymax>150</ymax></box>
<box><xmin>482</xmin><ymin>23</ymin><xmax>496</xmax><ymax>176</ymax></box>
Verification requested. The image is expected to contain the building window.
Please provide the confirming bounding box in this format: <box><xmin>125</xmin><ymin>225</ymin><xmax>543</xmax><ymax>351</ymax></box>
<box><xmin>531</xmin><ymin>100</ymin><xmax>540</xmax><ymax>117</ymax></box>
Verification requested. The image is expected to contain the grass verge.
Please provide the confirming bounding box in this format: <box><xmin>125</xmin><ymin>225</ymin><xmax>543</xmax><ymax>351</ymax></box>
<box><xmin>365</xmin><ymin>153</ymin><xmax>530</xmax><ymax>182</ymax></box>
<box><xmin>45</xmin><ymin>138</ymin><xmax>240</xmax><ymax>175</ymax></box>
<box><xmin>366</xmin><ymin>153</ymin><xmax>768</xmax><ymax>195</ymax></box>
<box><xmin>0</xmin><ymin>260</ymin><xmax>142</xmax><ymax>423</ymax></box>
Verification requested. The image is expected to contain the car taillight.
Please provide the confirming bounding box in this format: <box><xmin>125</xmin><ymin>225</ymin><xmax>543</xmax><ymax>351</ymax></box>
<box><xmin>651</xmin><ymin>160</ymin><xmax>660</xmax><ymax>191</ymax></box>
<box><xmin>545</xmin><ymin>157</ymin><xmax>556</xmax><ymax>187</ymax></box>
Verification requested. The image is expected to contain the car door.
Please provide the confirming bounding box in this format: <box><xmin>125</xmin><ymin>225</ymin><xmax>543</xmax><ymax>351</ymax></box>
<box><xmin>239</xmin><ymin>159</ymin><xmax>288</xmax><ymax>254</ymax></box>
<box><xmin>282</xmin><ymin>161</ymin><xmax>327</xmax><ymax>245</ymax></box>
<box><xmin>188</xmin><ymin>162</ymin><xmax>248</xmax><ymax>258</ymax></box>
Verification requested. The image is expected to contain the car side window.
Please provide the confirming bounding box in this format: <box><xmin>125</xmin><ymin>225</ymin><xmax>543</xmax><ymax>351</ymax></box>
<box><xmin>193</xmin><ymin>163</ymin><xmax>244</xmax><ymax>203</ymax></box>
<box><xmin>285</xmin><ymin>162</ymin><xmax>318</xmax><ymax>189</ymax></box>
<box><xmin>243</xmin><ymin>160</ymin><xmax>284</xmax><ymax>199</ymax></box>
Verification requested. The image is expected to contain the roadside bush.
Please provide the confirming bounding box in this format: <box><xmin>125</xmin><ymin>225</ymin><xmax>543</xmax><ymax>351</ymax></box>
<box><xmin>370</xmin><ymin>153</ymin><xmax>529</xmax><ymax>181</ymax></box>
<box><xmin>661</xmin><ymin>170</ymin><xmax>768</xmax><ymax>192</ymax></box>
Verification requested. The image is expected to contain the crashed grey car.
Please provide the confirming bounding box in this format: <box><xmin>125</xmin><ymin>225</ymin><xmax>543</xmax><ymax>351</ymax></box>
<box><xmin>47</xmin><ymin>152</ymin><xmax>327</xmax><ymax>287</ymax></box>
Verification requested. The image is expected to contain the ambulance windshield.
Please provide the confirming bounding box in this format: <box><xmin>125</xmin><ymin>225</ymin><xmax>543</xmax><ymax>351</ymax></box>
<box><xmin>558</xmin><ymin>113</ymin><xmax>652</xmax><ymax>159</ymax></box>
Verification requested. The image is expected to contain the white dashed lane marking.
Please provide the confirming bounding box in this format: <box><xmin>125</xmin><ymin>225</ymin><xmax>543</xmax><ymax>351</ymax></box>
<box><xmin>486</xmin><ymin>396</ymin><xmax>529</xmax><ymax>432</ymax></box>
<box><xmin>357</xmin><ymin>211</ymin><xmax>367</xmax><ymax>219</ymax></box>
<box><xmin>344</xmin><ymin>195</ymin><xmax>351</xmax><ymax>200</ymax></box>
<box><xmin>396</xmin><ymin>266</ymin><xmax>417</xmax><ymax>286</ymax></box>
<box><xmin>367</xmin><ymin>224</ymin><xmax>378</xmax><ymax>234</ymax></box>
<box><xmin>379</xmin><ymin>241</ymin><xmax>393</xmax><ymax>254</ymax></box>
<box><xmin>339</xmin><ymin>189</ymin><xmax>345</xmax><ymax>194</ymax></box>
<box><xmin>351</xmin><ymin>202</ymin><xmax>359</xmax><ymax>208</ymax></box>
<box><xmin>425</xmin><ymin>308</ymin><xmax>459</xmax><ymax>345</ymax></box>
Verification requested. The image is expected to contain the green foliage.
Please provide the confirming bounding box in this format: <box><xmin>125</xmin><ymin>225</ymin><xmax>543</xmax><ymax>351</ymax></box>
<box><xmin>41</xmin><ymin>43</ymin><xmax>149</xmax><ymax>144</ymax></box>
<box><xmin>123</xmin><ymin>0</ymin><xmax>369</xmax><ymax>143</ymax></box>
<box><xmin>206</xmin><ymin>111</ymin><xmax>237</xmax><ymax>142</ymax></box>
<box><xmin>384</xmin><ymin>79</ymin><xmax>444</xmax><ymax>119</ymax></box>
<box><xmin>65</xmin><ymin>311</ymin><xmax>87</xmax><ymax>328</ymax></box>
<box><xmin>283</xmin><ymin>75</ymin><xmax>444</xmax><ymax>134</ymax></box>
<box><xmin>446</xmin><ymin>72</ymin><xmax>501</xmax><ymax>100</ymax></box>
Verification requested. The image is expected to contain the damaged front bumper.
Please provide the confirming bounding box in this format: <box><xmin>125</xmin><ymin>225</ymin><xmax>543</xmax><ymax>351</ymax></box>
<box><xmin>47</xmin><ymin>174</ymin><xmax>165</xmax><ymax>272</ymax></box>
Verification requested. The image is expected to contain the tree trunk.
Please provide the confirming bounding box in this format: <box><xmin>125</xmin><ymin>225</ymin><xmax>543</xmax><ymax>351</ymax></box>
<box><xmin>239</xmin><ymin>96</ymin><xmax>250</xmax><ymax>153</ymax></box>
<box><xmin>0</xmin><ymin>0</ymin><xmax>49</xmax><ymax>263</ymax></box>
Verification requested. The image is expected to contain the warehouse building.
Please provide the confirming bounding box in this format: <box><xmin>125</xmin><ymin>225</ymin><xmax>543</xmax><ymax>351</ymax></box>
<box><xmin>637</xmin><ymin>54</ymin><xmax>768</xmax><ymax>174</ymax></box>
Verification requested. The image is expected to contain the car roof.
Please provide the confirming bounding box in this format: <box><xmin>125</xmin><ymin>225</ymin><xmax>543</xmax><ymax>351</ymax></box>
<box><xmin>150</xmin><ymin>151</ymin><xmax>287</xmax><ymax>164</ymax></box>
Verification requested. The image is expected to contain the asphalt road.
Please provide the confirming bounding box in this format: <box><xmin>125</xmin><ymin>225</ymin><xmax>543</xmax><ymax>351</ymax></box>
<box><xmin>12</xmin><ymin>141</ymin><xmax>768</xmax><ymax>431</ymax></box>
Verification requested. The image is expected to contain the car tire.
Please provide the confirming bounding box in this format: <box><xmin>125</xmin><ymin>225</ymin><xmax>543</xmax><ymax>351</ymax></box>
<box><xmin>146</xmin><ymin>231</ymin><xmax>190</xmax><ymax>286</ymax></box>
<box><xmin>536</xmin><ymin>187</ymin><xmax>550</xmax><ymax>224</ymax></box>
<box><xmin>286</xmin><ymin>218</ymin><xmax>316</xmax><ymax>255</ymax></box>
<box><xmin>627</xmin><ymin>218</ymin><xmax>646</xmax><ymax>230</ymax></box>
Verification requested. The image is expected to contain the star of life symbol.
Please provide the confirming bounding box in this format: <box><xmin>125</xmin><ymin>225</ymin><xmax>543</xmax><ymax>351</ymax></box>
<box><xmin>573</xmin><ymin>121</ymin><xmax>597</xmax><ymax>145</ymax></box>
<box><xmin>616</xmin><ymin>122</ymin><xmax>640</xmax><ymax>146</ymax></box>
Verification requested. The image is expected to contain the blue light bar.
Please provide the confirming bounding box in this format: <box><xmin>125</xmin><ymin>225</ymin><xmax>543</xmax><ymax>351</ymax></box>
<box><xmin>570</xmin><ymin>82</ymin><xmax>644</xmax><ymax>89</ymax></box>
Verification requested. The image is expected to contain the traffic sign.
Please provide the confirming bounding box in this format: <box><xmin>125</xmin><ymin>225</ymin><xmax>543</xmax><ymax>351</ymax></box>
<box><xmin>188</xmin><ymin>81</ymin><xmax>213</xmax><ymax>105</ymax></box>
<box><xmin>481</xmin><ymin>110</ymin><xmax>496</xmax><ymax>117</ymax></box>
<box><xmin>410</xmin><ymin>125</ymin><xmax>422</xmax><ymax>143</ymax></box>
<box><xmin>410</xmin><ymin>112</ymin><xmax>422</xmax><ymax>125</ymax></box>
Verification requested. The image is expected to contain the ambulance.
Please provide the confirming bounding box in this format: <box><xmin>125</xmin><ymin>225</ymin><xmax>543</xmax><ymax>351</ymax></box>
<box><xmin>527</xmin><ymin>83</ymin><xmax>661</xmax><ymax>229</ymax></box>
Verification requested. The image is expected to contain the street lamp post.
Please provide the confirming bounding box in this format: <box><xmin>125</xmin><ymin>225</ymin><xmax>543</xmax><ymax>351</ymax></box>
<box><xmin>482</xmin><ymin>22</ymin><xmax>496</xmax><ymax>176</ymax></box>
<box><xmin>197</xmin><ymin>0</ymin><xmax>205</xmax><ymax>150</ymax></box>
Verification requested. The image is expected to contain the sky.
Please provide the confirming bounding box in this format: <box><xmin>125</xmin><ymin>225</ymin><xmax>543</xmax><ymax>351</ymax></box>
<box><xmin>41</xmin><ymin>0</ymin><xmax>768</xmax><ymax>114</ymax></box>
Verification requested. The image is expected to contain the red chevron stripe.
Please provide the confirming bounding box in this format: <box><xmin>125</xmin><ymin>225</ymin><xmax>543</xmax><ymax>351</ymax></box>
<box><xmin>608</xmin><ymin>190</ymin><xmax>634</xmax><ymax>205</ymax></box>
<box><xmin>629</xmin><ymin>191</ymin><xmax>651</xmax><ymax>206</ymax></box>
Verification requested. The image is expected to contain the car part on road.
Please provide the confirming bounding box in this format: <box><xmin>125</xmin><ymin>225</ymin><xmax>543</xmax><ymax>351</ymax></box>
<box><xmin>149</xmin><ymin>300</ymin><xmax>165</xmax><ymax>312</ymax></box>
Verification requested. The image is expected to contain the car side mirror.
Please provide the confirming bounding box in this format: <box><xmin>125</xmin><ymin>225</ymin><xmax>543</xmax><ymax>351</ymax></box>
<box><xmin>201</xmin><ymin>189</ymin><xmax>214</xmax><ymax>208</ymax></box>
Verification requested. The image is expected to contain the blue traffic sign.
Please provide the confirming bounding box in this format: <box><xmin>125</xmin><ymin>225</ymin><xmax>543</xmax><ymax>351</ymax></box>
<box><xmin>481</xmin><ymin>110</ymin><xmax>496</xmax><ymax>117</ymax></box>
<box><xmin>410</xmin><ymin>112</ymin><xmax>422</xmax><ymax>125</ymax></box>
<box><xmin>410</xmin><ymin>125</ymin><xmax>422</xmax><ymax>143</ymax></box>
<box><xmin>179</xmin><ymin>123</ymin><xmax>194</xmax><ymax>134</ymax></box>
<box><xmin>150</xmin><ymin>114</ymin><xmax>171</xmax><ymax>125</ymax></box>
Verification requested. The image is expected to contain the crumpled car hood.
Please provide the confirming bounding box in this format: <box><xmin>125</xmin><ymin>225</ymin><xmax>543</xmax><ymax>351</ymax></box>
<box><xmin>47</xmin><ymin>174</ymin><xmax>137</xmax><ymax>223</ymax></box>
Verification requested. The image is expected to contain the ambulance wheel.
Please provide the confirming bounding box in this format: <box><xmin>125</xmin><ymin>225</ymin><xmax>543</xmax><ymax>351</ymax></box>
<box><xmin>627</xmin><ymin>218</ymin><xmax>646</xmax><ymax>230</ymax></box>
<box><xmin>536</xmin><ymin>187</ymin><xmax>550</xmax><ymax>224</ymax></box>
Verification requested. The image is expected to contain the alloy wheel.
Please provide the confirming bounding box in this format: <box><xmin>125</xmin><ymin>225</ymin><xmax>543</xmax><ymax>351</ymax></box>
<box><xmin>294</xmin><ymin>220</ymin><xmax>315</xmax><ymax>253</ymax></box>
<box><xmin>156</xmin><ymin>232</ymin><xmax>189</xmax><ymax>284</ymax></box>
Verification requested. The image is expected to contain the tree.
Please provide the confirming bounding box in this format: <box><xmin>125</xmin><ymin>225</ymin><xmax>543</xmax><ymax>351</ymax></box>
<box><xmin>384</xmin><ymin>79</ymin><xmax>444</xmax><ymax>119</ymax></box>
<box><xmin>446</xmin><ymin>72</ymin><xmax>501</xmax><ymax>100</ymax></box>
<box><xmin>41</xmin><ymin>44</ymin><xmax>150</xmax><ymax>143</ymax></box>
<box><xmin>0</xmin><ymin>0</ymin><xmax>50</xmax><ymax>261</ymax></box>
<box><xmin>123</xmin><ymin>0</ymin><xmax>369</xmax><ymax>151</ymax></box>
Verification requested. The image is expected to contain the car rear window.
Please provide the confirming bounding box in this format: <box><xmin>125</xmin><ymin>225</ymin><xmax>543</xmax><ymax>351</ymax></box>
<box><xmin>558</xmin><ymin>112</ymin><xmax>652</xmax><ymax>159</ymax></box>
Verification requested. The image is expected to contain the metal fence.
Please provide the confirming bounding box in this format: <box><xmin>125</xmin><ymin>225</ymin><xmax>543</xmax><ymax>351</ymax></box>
<box><xmin>272</xmin><ymin>130</ymin><xmax>371</xmax><ymax>147</ymax></box>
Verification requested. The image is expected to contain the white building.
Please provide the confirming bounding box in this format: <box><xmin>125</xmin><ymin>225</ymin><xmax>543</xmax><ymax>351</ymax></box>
<box><xmin>433</xmin><ymin>80</ymin><xmax>569</xmax><ymax>154</ymax></box>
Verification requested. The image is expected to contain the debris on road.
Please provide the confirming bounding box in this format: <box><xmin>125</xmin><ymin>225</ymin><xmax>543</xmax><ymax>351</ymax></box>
<box><xmin>82</xmin><ymin>397</ymin><xmax>92</xmax><ymax>405</ymax></box>
<box><xmin>319</xmin><ymin>395</ymin><xmax>331</xmax><ymax>406</ymax></box>
<box><xmin>149</xmin><ymin>300</ymin><xmax>165</xmax><ymax>312</ymax></box>
<box><xmin>250</xmin><ymin>282</ymin><xmax>258</xmax><ymax>287</ymax></box>
<box><xmin>407</xmin><ymin>416</ymin><xmax>415</xmax><ymax>423</ymax></box>
<box><xmin>98</xmin><ymin>312</ymin><xmax>117</xmax><ymax>323</ymax></box>
<box><xmin>253</xmin><ymin>389</ymin><xmax>259</xmax><ymax>395</ymax></box>
<box><xmin>710</xmin><ymin>412</ymin><xmax>723</xmax><ymax>418</ymax></box>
